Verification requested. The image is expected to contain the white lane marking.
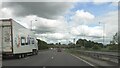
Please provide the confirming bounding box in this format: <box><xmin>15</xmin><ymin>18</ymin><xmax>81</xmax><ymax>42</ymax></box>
<box><xmin>43</xmin><ymin>66</ymin><xmax>46</xmax><ymax>68</ymax></box>
<box><xmin>24</xmin><ymin>57</ymin><xmax>30</xmax><ymax>59</ymax></box>
<box><xmin>39</xmin><ymin>52</ymin><xmax>42</xmax><ymax>54</ymax></box>
<box><xmin>51</xmin><ymin>57</ymin><xmax>54</xmax><ymax>59</ymax></box>
<box><xmin>71</xmin><ymin>54</ymin><xmax>94</xmax><ymax>66</ymax></box>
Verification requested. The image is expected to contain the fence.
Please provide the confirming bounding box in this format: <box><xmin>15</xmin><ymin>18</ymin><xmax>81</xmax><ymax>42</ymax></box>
<box><xmin>76</xmin><ymin>50</ymin><xmax>119</xmax><ymax>63</ymax></box>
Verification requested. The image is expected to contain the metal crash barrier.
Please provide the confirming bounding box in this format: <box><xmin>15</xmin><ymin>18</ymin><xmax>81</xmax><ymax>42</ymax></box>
<box><xmin>76</xmin><ymin>50</ymin><xmax>119</xmax><ymax>63</ymax></box>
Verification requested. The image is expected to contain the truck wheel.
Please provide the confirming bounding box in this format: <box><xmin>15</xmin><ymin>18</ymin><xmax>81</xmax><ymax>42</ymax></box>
<box><xmin>32</xmin><ymin>51</ymin><xmax>35</xmax><ymax>55</ymax></box>
<box><xmin>34</xmin><ymin>50</ymin><xmax>38</xmax><ymax>55</ymax></box>
<box><xmin>34</xmin><ymin>51</ymin><xmax>36</xmax><ymax>55</ymax></box>
<box><xmin>32</xmin><ymin>50</ymin><xmax>36</xmax><ymax>55</ymax></box>
<box><xmin>24</xmin><ymin>54</ymin><xmax>27</xmax><ymax>57</ymax></box>
<box><xmin>17</xmin><ymin>54</ymin><xmax>22</xmax><ymax>59</ymax></box>
<box><xmin>35</xmin><ymin>50</ymin><xmax>38</xmax><ymax>55</ymax></box>
<box><xmin>21</xmin><ymin>54</ymin><xmax>25</xmax><ymax>58</ymax></box>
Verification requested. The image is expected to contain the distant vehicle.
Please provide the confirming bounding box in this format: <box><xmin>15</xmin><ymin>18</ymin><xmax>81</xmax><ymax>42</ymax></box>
<box><xmin>50</xmin><ymin>48</ymin><xmax>53</xmax><ymax>50</ymax></box>
<box><xmin>0</xmin><ymin>19</ymin><xmax>38</xmax><ymax>59</ymax></box>
<box><xmin>57</xmin><ymin>48</ymin><xmax>62</xmax><ymax>52</ymax></box>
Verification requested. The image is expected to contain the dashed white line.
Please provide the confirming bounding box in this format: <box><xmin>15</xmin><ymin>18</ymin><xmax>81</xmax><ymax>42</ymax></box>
<box><xmin>51</xmin><ymin>57</ymin><xmax>54</xmax><ymax>59</ymax></box>
<box><xmin>71</xmin><ymin>54</ymin><xmax>94</xmax><ymax>66</ymax></box>
<box><xmin>43</xmin><ymin>66</ymin><xmax>46</xmax><ymax>68</ymax></box>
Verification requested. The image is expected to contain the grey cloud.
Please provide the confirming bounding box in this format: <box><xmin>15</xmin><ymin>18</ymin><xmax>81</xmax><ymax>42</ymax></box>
<box><xmin>2</xmin><ymin>2</ymin><xmax>72</xmax><ymax>19</ymax></box>
<box><xmin>33</xmin><ymin>27</ymin><xmax>56</xmax><ymax>34</ymax></box>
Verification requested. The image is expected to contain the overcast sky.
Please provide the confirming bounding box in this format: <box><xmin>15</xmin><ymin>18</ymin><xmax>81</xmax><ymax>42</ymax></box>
<box><xmin>0</xmin><ymin>0</ymin><xmax>119</xmax><ymax>44</ymax></box>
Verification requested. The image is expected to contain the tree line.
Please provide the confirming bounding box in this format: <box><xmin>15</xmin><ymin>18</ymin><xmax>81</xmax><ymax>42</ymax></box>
<box><xmin>73</xmin><ymin>32</ymin><xmax>119</xmax><ymax>51</ymax></box>
<box><xmin>37</xmin><ymin>39</ymin><xmax>49</xmax><ymax>50</ymax></box>
<box><xmin>36</xmin><ymin>32</ymin><xmax>119</xmax><ymax>51</ymax></box>
<box><xmin>75</xmin><ymin>39</ymin><xmax>103</xmax><ymax>50</ymax></box>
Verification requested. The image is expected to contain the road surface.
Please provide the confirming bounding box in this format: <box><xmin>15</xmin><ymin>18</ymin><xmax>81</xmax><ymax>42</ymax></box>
<box><xmin>2</xmin><ymin>49</ymin><xmax>94</xmax><ymax>67</ymax></box>
<box><xmin>0</xmin><ymin>52</ymin><xmax>2</xmax><ymax>67</ymax></box>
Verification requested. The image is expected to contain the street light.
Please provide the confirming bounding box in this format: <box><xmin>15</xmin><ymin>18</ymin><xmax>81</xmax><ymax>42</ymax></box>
<box><xmin>30</xmin><ymin>20</ymin><xmax>37</xmax><ymax>31</ymax></box>
<box><xmin>1</xmin><ymin>22</ymin><xmax>3</xmax><ymax>55</ymax></box>
<box><xmin>99</xmin><ymin>22</ymin><xmax>105</xmax><ymax>46</ymax></box>
<box><xmin>82</xmin><ymin>23</ymin><xmax>85</xmax><ymax>48</ymax></box>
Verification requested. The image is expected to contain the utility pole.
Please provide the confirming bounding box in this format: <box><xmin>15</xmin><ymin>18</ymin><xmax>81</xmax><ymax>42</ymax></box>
<box><xmin>73</xmin><ymin>38</ymin><xmax>76</xmax><ymax>49</ymax></box>
<box><xmin>82</xmin><ymin>22</ymin><xmax>85</xmax><ymax>48</ymax></box>
<box><xmin>73</xmin><ymin>38</ymin><xmax>75</xmax><ymax>45</ymax></box>
<box><xmin>30</xmin><ymin>20</ymin><xmax>32</xmax><ymax>31</ymax></box>
<box><xmin>99</xmin><ymin>22</ymin><xmax>105</xmax><ymax>47</ymax></box>
<box><xmin>1</xmin><ymin>24</ymin><xmax>3</xmax><ymax>54</ymax></box>
<box><xmin>102</xmin><ymin>22</ymin><xmax>105</xmax><ymax>46</ymax></box>
<box><xmin>30</xmin><ymin>20</ymin><xmax>37</xmax><ymax>31</ymax></box>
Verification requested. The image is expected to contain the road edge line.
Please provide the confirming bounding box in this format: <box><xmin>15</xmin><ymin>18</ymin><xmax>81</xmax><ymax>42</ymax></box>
<box><xmin>70</xmin><ymin>54</ymin><xmax>95</xmax><ymax>66</ymax></box>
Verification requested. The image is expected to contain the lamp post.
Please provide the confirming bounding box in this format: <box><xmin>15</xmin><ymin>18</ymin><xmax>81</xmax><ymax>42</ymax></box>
<box><xmin>82</xmin><ymin>22</ymin><xmax>85</xmax><ymax>48</ymax></box>
<box><xmin>99</xmin><ymin>22</ymin><xmax>105</xmax><ymax>47</ymax></box>
<box><xmin>30</xmin><ymin>20</ymin><xmax>37</xmax><ymax>31</ymax></box>
<box><xmin>73</xmin><ymin>38</ymin><xmax>76</xmax><ymax>49</ymax></box>
<box><xmin>1</xmin><ymin>22</ymin><xmax>3</xmax><ymax>55</ymax></box>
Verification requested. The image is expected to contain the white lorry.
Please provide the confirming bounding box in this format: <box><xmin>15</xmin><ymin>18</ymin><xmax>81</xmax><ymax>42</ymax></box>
<box><xmin>0</xmin><ymin>19</ymin><xmax>38</xmax><ymax>58</ymax></box>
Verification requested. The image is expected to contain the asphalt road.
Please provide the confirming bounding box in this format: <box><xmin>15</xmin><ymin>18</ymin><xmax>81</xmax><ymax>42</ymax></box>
<box><xmin>2</xmin><ymin>49</ymin><xmax>94</xmax><ymax>67</ymax></box>
<box><xmin>0</xmin><ymin>53</ymin><xmax>2</xmax><ymax>67</ymax></box>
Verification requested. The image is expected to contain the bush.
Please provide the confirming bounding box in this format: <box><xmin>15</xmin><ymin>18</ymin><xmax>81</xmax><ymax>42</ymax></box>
<box><xmin>92</xmin><ymin>44</ymin><xmax>101</xmax><ymax>50</ymax></box>
<box><xmin>107</xmin><ymin>44</ymin><xmax>118</xmax><ymax>50</ymax></box>
<box><xmin>37</xmin><ymin>39</ymin><xmax>49</xmax><ymax>50</ymax></box>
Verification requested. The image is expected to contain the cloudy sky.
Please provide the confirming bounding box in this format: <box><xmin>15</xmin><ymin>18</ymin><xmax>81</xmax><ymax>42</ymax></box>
<box><xmin>0</xmin><ymin>0</ymin><xmax>119</xmax><ymax>44</ymax></box>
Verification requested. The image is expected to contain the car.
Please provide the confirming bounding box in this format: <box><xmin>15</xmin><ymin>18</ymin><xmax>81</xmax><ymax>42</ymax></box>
<box><xmin>57</xmin><ymin>48</ymin><xmax>62</xmax><ymax>52</ymax></box>
<box><xmin>50</xmin><ymin>48</ymin><xmax>53</xmax><ymax>50</ymax></box>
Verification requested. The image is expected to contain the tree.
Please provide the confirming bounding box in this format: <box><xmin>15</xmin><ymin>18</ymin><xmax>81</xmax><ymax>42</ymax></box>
<box><xmin>37</xmin><ymin>39</ymin><xmax>48</xmax><ymax>50</ymax></box>
<box><xmin>76</xmin><ymin>39</ymin><xmax>84</xmax><ymax>47</ymax></box>
<box><xmin>107</xmin><ymin>44</ymin><xmax>118</xmax><ymax>50</ymax></box>
<box><xmin>59</xmin><ymin>42</ymin><xmax>61</xmax><ymax>45</ymax></box>
<box><xmin>92</xmin><ymin>44</ymin><xmax>101</xmax><ymax>50</ymax></box>
<box><xmin>112</xmin><ymin>32</ymin><xmax>118</xmax><ymax>44</ymax></box>
<box><xmin>106</xmin><ymin>32</ymin><xmax>119</xmax><ymax>51</ymax></box>
<box><xmin>76</xmin><ymin>39</ymin><xmax>103</xmax><ymax>49</ymax></box>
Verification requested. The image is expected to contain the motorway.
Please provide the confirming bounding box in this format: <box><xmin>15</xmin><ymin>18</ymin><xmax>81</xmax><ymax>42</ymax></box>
<box><xmin>2</xmin><ymin>49</ymin><xmax>94</xmax><ymax>67</ymax></box>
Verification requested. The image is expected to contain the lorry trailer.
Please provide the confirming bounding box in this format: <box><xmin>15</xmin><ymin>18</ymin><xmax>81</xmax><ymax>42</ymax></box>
<box><xmin>0</xmin><ymin>19</ymin><xmax>38</xmax><ymax>58</ymax></box>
